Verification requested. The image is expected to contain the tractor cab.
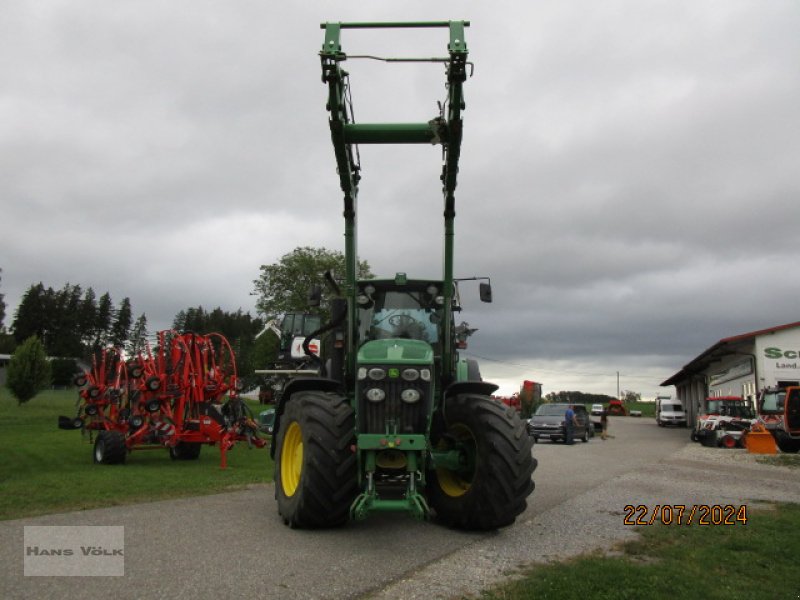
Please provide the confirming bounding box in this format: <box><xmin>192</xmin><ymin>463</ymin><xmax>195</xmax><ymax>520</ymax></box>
<box><xmin>758</xmin><ymin>386</ymin><xmax>800</xmax><ymax>450</ymax></box>
<box><xmin>276</xmin><ymin>312</ymin><xmax>321</xmax><ymax>364</ymax></box>
<box><xmin>357</xmin><ymin>278</ymin><xmax>444</xmax><ymax>347</ymax></box>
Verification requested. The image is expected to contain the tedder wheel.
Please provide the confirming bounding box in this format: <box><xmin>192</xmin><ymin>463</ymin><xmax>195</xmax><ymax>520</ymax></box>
<box><xmin>169</xmin><ymin>442</ymin><xmax>202</xmax><ymax>460</ymax></box>
<box><xmin>427</xmin><ymin>394</ymin><xmax>536</xmax><ymax>530</ymax></box>
<box><xmin>274</xmin><ymin>391</ymin><xmax>358</xmax><ymax>528</ymax></box>
<box><xmin>93</xmin><ymin>431</ymin><xmax>127</xmax><ymax>465</ymax></box>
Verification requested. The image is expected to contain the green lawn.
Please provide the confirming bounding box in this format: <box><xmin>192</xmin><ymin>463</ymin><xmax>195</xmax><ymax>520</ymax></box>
<box><xmin>481</xmin><ymin>503</ymin><xmax>800</xmax><ymax>600</ymax></box>
<box><xmin>0</xmin><ymin>387</ymin><xmax>274</xmax><ymax>521</ymax></box>
<box><xmin>624</xmin><ymin>401</ymin><xmax>656</xmax><ymax>418</ymax></box>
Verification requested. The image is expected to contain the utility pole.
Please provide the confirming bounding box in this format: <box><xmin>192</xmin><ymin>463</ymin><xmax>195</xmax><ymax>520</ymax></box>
<box><xmin>617</xmin><ymin>371</ymin><xmax>620</xmax><ymax>399</ymax></box>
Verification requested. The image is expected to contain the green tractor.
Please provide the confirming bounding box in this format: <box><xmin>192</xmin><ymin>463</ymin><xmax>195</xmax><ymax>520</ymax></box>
<box><xmin>271</xmin><ymin>21</ymin><xmax>536</xmax><ymax>530</ymax></box>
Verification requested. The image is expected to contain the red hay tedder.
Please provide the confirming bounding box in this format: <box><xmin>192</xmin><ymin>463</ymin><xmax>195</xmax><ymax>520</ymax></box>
<box><xmin>59</xmin><ymin>331</ymin><xmax>266</xmax><ymax>468</ymax></box>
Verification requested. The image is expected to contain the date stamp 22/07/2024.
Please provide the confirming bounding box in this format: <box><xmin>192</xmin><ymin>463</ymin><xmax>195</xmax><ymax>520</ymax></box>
<box><xmin>623</xmin><ymin>504</ymin><xmax>748</xmax><ymax>526</ymax></box>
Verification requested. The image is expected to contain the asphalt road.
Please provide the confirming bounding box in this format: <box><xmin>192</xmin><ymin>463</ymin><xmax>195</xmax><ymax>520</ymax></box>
<box><xmin>2</xmin><ymin>417</ymin><xmax>798</xmax><ymax>599</ymax></box>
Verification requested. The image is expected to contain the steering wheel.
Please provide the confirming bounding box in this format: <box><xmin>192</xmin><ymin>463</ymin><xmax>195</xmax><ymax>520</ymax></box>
<box><xmin>388</xmin><ymin>314</ymin><xmax>420</xmax><ymax>328</ymax></box>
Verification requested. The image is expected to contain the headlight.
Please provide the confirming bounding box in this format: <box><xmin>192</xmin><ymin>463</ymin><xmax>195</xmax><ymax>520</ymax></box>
<box><xmin>365</xmin><ymin>388</ymin><xmax>386</xmax><ymax>403</ymax></box>
<box><xmin>401</xmin><ymin>368</ymin><xmax>419</xmax><ymax>382</ymax></box>
<box><xmin>401</xmin><ymin>389</ymin><xmax>421</xmax><ymax>404</ymax></box>
<box><xmin>420</xmin><ymin>369</ymin><xmax>431</xmax><ymax>382</ymax></box>
<box><xmin>368</xmin><ymin>368</ymin><xmax>386</xmax><ymax>381</ymax></box>
<box><xmin>357</xmin><ymin>367</ymin><xmax>367</xmax><ymax>380</ymax></box>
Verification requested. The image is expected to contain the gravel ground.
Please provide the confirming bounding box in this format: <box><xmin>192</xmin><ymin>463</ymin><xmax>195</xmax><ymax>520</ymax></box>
<box><xmin>365</xmin><ymin>442</ymin><xmax>800</xmax><ymax>599</ymax></box>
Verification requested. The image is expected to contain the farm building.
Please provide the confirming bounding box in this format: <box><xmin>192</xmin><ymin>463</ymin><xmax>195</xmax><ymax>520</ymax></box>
<box><xmin>661</xmin><ymin>321</ymin><xmax>800</xmax><ymax>425</ymax></box>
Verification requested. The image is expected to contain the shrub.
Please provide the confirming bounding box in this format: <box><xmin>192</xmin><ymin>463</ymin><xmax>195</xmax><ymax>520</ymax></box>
<box><xmin>6</xmin><ymin>336</ymin><xmax>51</xmax><ymax>405</ymax></box>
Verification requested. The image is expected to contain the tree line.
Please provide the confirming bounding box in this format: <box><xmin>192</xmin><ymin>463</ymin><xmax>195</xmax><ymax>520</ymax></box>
<box><xmin>10</xmin><ymin>282</ymin><xmax>144</xmax><ymax>359</ymax></box>
<box><xmin>1</xmin><ymin>247</ymin><xmax>365</xmax><ymax>398</ymax></box>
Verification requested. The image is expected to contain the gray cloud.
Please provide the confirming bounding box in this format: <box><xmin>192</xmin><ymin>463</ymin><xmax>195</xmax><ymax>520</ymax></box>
<box><xmin>2</xmin><ymin>1</ymin><xmax>798</xmax><ymax>399</ymax></box>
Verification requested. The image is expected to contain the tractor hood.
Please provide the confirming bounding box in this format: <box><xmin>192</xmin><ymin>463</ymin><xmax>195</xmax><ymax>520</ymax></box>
<box><xmin>357</xmin><ymin>339</ymin><xmax>434</xmax><ymax>364</ymax></box>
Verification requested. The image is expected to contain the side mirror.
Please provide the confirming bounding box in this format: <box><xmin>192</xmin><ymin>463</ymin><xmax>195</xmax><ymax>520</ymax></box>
<box><xmin>479</xmin><ymin>282</ymin><xmax>492</xmax><ymax>303</ymax></box>
<box><xmin>308</xmin><ymin>285</ymin><xmax>322</xmax><ymax>308</ymax></box>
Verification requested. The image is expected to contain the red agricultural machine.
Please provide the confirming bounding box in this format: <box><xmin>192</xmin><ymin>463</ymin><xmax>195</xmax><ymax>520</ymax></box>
<box><xmin>607</xmin><ymin>399</ymin><xmax>628</xmax><ymax>416</ymax></box>
<box><xmin>59</xmin><ymin>331</ymin><xmax>265</xmax><ymax>467</ymax></box>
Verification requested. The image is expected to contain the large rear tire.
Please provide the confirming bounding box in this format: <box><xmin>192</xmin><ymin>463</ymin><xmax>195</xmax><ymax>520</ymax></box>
<box><xmin>775</xmin><ymin>431</ymin><xmax>800</xmax><ymax>453</ymax></box>
<box><xmin>428</xmin><ymin>394</ymin><xmax>536</xmax><ymax>530</ymax></box>
<box><xmin>274</xmin><ymin>391</ymin><xmax>358</xmax><ymax>528</ymax></box>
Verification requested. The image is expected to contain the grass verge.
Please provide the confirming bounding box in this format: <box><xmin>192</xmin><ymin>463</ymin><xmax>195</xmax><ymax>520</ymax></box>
<box><xmin>480</xmin><ymin>502</ymin><xmax>800</xmax><ymax>600</ymax></box>
<box><xmin>757</xmin><ymin>453</ymin><xmax>800</xmax><ymax>469</ymax></box>
<box><xmin>0</xmin><ymin>387</ymin><xmax>274</xmax><ymax>521</ymax></box>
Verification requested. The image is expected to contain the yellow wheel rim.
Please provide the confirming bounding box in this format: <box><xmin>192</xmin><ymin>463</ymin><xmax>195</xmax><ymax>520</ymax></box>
<box><xmin>436</xmin><ymin>424</ymin><xmax>475</xmax><ymax>498</ymax></box>
<box><xmin>281</xmin><ymin>421</ymin><xmax>303</xmax><ymax>497</ymax></box>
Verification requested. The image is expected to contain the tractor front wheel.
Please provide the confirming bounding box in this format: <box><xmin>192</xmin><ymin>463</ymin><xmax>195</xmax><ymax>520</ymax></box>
<box><xmin>93</xmin><ymin>431</ymin><xmax>127</xmax><ymax>465</ymax></box>
<box><xmin>274</xmin><ymin>391</ymin><xmax>358</xmax><ymax>528</ymax></box>
<box><xmin>428</xmin><ymin>394</ymin><xmax>536</xmax><ymax>530</ymax></box>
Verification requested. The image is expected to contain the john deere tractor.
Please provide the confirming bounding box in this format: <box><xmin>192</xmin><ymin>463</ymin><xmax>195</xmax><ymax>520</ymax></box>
<box><xmin>271</xmin><ymin>21</ymin><xmax>536</xmax><ymax>530</ymax></box>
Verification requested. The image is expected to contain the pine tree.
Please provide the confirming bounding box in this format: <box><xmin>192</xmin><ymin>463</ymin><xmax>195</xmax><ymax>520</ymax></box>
<box><xmin>129</xmin><ymin>313</ymin><xmax>149</xmax><ymax>356</ymax></box>
<box><xmin>94</xmin><ymin>292</ymin><xmax>113</xmax><ymax>351</ymax></box>
<box><xmin>78</xmin><ymin>288</ymin><xmax>97</xmax><ymax>349</ymax></box>
<box><xmin>110</xmin><ymin>297</ymin><xmax>132</xmax><ymax>348</ymax></box>
<box><xmin>12</xmin><ymin>283</ymin><xmax>48</xmax><ymax>344</ymax></box>
<box><xmin>0</xmin><ymin>268</ymin><xmax>6</xmax><ymax>331</ymax></box>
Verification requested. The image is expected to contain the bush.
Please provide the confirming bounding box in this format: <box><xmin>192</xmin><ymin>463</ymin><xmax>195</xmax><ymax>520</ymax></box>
<box><xmin>6</xmin><ymin>336</ymin><xmax>51</xmax><ymax>405</ymax></box>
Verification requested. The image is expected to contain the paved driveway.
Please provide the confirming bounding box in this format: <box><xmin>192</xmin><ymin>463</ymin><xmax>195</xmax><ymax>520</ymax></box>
<box><xmin>2</xmin><ymin>417</ymin><xmax>798</xmax><ymax>599</ymax></box>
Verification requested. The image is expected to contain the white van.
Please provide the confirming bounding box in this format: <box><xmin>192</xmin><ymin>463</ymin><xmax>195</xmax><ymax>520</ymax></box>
<box><xmin>655</xmin><ymin>396</ymin><xmax>687</xmax><ymax>427</ymax></box>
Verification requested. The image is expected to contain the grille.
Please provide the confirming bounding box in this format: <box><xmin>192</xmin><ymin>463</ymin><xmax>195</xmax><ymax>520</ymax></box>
<box><xmin>358</xmin><ymin>371</ymin><xmax>431</xmax><ymax>434</ymax></box>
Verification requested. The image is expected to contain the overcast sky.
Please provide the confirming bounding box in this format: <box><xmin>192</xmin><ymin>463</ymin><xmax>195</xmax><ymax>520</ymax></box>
<box><xmin>2</xmin><ymin>1</ymin><xmax>798</xmax><ymax>398</ymax></box>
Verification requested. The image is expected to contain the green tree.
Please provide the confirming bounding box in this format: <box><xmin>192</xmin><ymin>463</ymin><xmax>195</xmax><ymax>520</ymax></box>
<box><xmin>252</xmin><ymin>246</ymin><xmax>372</xmax><ymax>321</ymax></box>
<box><xmin>48</xmin><ymin>283</ymin><xmax>83</xmax><ymax>357</ymax></box>
<box><xmin>0</xmin><ymin>268</ymin><xmax>12</xmax><ymax>351</ymax></box>
<box><xmin>78</xmin><ymin>287</ymin><xmax>97</xmax><ymax>348</ymax></box>
<box><xmin>0</xmin><ymin>267</ymin><xmax>6</xmax><ymax>331</ymax></box>
<box><xmin>12</xmin><ymin>283</ymin><xmax>49</xmax><ymax>345</ymax></box>
<box><xmin>110</xmin><ymin>297</ymin><xmax>132</xmax><ymax>348</ymax></box>
<box><xmin>129</xmin><ymin>313</ymin><xmax>149</xmax><ymax>355</ymax></box>
<box><xmin>93</xmin><ymin>292</ymin><xmax>113</xmax><ymax>351</ymax></box>
<box><xmin>6</xmin><ymin>335</ymin><xmax>51</xmax><ymax>405</ymax></box>
<box><xmin>620</xmin><ymin>390</ymin><xmax>641</xmax><ymax>403</ymax></box>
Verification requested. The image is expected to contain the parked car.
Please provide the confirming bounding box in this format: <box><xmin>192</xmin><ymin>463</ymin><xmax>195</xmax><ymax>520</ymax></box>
<box><xmin>589</xmin><ymin>403</ymin><xmax>605</xmax><ymax>430</ymax></box>
<box><xmin>527</xmin><ymin>403</ymin><xmax>593</xmax><ymax>443</ymax></box>
<box><xmin>655</xmin><ymin>396</ymin><xmax>687</xmax><ymax>427</ymax></box>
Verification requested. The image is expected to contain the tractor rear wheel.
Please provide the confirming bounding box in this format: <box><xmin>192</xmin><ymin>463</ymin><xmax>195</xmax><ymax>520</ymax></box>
<box><xmin>775</xmin><ymin>432</ymin><xmax>800</xmax><ymax>453</ymax></box>
<box><xmin>93</xmin><ymin>431</ymin><xmax>127</xmax><ymax>465</ymax></box>
<box><xmin>428</xmin><ymin>394</ymin><xmax>536</xmax><ymax>530</ymax></box>
<box><xmin>169</xmin><ymin>442</ymin><xmax>202</xmax><ymax>460</ymax></box>
<box><xmin>274</xmin><ymin>391</ymin><xmax>358</xmax><ymax>528</ymax></box>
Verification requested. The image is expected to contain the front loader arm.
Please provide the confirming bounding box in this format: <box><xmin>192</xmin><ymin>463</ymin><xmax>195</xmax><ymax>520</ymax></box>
<box><xmin>319</xmin><ymin>21</ymin><xmax>471</xmax><ymax>380</ymax></box>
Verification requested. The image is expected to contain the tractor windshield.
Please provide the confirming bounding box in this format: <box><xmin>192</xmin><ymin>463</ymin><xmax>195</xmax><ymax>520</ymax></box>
<box><xmin>357</xmin><ymin>286</ymin><xmax>443</xmax><ymax>346</ymax></box>
<box><xmin>760</xmin><ymin>390</ymin><xmax>786</xmax><ymax>414</ymax></box>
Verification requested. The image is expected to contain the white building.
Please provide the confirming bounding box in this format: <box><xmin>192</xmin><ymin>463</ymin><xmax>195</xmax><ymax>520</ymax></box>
<box><xmin>661</xmin><ymin>321</ymin><xmax>800</xmax><ymax>424</ymax></box>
